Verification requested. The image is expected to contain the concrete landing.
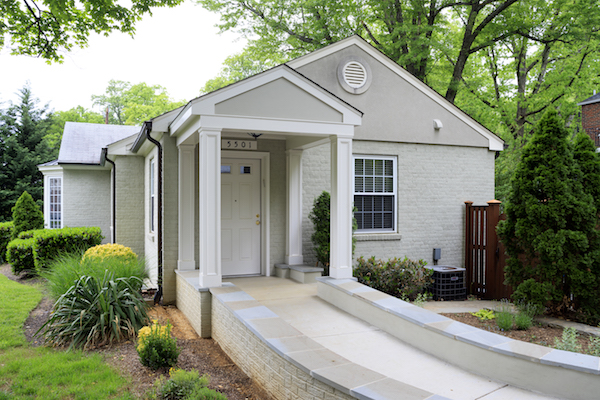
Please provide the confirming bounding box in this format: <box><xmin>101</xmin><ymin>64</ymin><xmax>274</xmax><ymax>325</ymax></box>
<box><xmin>225</xmin><ymin>277</ymin><xmax>560</xmax><ymax>400</ymax></box>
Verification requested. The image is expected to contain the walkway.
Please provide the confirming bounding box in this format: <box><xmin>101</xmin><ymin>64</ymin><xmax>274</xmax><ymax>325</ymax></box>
<box><xmin>225</xmin><ymin>277</ymin><xmax>560</xmax><ymax>400</ymax></box>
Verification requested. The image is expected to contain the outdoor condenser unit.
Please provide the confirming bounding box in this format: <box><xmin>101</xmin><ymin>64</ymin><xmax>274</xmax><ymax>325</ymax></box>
<box><xmin>425</xmin><ymin>265</ymin><xmax>467</xmax><ymax>301</ymax></box>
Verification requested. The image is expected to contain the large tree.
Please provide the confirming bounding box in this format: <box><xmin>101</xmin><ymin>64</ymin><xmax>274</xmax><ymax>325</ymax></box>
<box><xmin>0</xmin><ymin>86</ymin><xmax>54</xmax><ymax>221</ymax></box>
<box><xmin>1</xmin><ymin>0</ymin><xmax>184</xmax><ymax>62</ymax></box>
<box><xmin>92</xmin><ymin>80</ymin><xmax>185</xmax><ymax>125</ymax></box>
<box><xmin>497</xmin><ymin>110</ymin><xmax>600</xmax><ymax>324</ymax></box>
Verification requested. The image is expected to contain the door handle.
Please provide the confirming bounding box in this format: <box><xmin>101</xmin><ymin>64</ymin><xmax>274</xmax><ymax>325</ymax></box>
<box><xmin>256</xmin><ymin>220</ymin><xmax>260</xmax><ymax>225</ymax></box>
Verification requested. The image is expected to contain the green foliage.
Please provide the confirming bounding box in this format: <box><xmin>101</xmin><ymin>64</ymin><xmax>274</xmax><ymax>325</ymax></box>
<box><xmin>31</xmin><ymin>226</ymin><xmax>104</xmax><ymax>273</ymax></box>
<box><xmin>83</xmin><ymin>243</ymin><xmax>138</xmax><ymax>265</ymax></box>
<box><xmin>514</xmin><ymin>312</ymin><xmax>533</xmax><ymax>330</ymax></box>
<box><xmin>92</xmin><ymin>80</ymin><xmax>185</xmax><ymax>125</ymax></box>
<box><xmin>44</xmin><ymin>251</ymin><xmax>148</xmax><ymax>300</ymax></box>
<box><xmin>573</xmin><ymin>131</ymin><xmax>600</xmax><ymax>213</ymax></box>
<box><xmin>151</xmin><ymin>369</ymin><xmax>227</xmax><ymax>400</ymax></box>
<box><xmin>554</xmin><ymin>327</ymin><xmax>582</xmax><ymax>354</ymax></box>
<box><xmin>511</xmin><ymin>279</ymin><xmax>552</xmax><ymax>313</ymax></box>
<box><xmin>0</xmin><ymin>87</ymin><xmax>54</xmax><ymax>221</ymax></box>
<box><xmin>354</xmin><ymin>256</ymin><xmax>433</xmax><ymax>301</ymax></box>
<box><xmin>308</xmin><ymin>191</ymin><xmax>330</xmax><ymax>272</ymax></box>
<box><xmin>495</xmin><ymin>312</ymin><xmax>514</xmax><ymax>331</ymax></box>
<box><xmin>471</xmin><ymin>309</ymin><xmax>495</xmax><ymax>321</ymax></box>
<box><xmin>38</xmin><ymin>273</ymin><xmax>149</xmax><ymax>350</ymax></box>
<box><xmin>497</xmin><ymin>110</ymin><xmax>600</xmax><ymax>324</ymax></box>
<box><xmin>588</xmin><ymin>336</ymin><xmax>600</xmax><ymax>357</ymax></box>
<box><xmin>0</xmin><ymin>274</ymin><xmax>43</xmax><ymax>349</ymax></box>
<box><xmin>6</xmin><ymin>238</ymin><xmax>35</xmax><ymax>275</ymax></box>
<box><xmin>11</xmin><ymin>191</ymin><xmax>44</xmax><ymax>239</ymax></box>
<box><xmin>137</xmin><ymin>322</ymin><xmax>180</xmax><ymax>370</ymax></box>
<box><xmin>0</xmin><ymin>221</ymin><xmax>14</xmax><ymax>262</ymax></box>
<box><xmin>1</xmin><ymin>0</ymin><xmax>184</xmax><ymax>62</ymax></box>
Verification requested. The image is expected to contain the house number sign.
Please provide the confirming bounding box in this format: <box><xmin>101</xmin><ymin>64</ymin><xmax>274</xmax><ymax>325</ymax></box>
<box><xmin>221</xmin><ymin>140</ymin><xmax>257</xmax><ymax>151</ymax></box>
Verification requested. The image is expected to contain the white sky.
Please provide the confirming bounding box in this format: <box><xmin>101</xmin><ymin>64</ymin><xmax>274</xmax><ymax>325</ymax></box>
<box><xmin>0</xmin><ymin>1</ymin><xmax>246</xmax><ymax>112</ymax></box>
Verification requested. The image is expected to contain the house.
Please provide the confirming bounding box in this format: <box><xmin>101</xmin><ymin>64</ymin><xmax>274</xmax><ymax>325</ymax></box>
<box><xmin>578</xmin><ymin>91</ymin><xmax>600</xmax><ymax>147</ymax></box>
<box><xmin>39</xmin><ymin>36</ymin><xmax>502</xmax><ymax>305</ymax></box>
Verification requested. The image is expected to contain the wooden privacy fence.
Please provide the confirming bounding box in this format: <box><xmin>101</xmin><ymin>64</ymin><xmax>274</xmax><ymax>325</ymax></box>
<box><xmin>464</xmin><ymin>200</ymin><xmax>512</xmax><ymax>300</ymax></box>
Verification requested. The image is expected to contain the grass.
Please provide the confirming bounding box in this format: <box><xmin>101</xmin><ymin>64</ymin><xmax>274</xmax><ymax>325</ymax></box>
<box><xmin>0</xmin><ymin>273</ymin><xmax>135</xmax><ymax>399</ymax></box>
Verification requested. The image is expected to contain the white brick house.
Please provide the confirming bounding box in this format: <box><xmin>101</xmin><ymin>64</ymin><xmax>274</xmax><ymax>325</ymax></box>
<box><xmin>39</xmin><ymin>36</ymin><xmax>502</xmax><ymax>304</ymax></box>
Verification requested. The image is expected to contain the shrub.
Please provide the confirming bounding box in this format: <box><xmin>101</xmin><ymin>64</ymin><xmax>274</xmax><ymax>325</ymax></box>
<box><xmin>150</xmin><ymin>369</ymin><xmax>227</xmax><ymax>400</ymax></box>
<box><xmin>38</xmin><ymin>273</ymin><xmax>149</xmax><ymax>349</ymax></box>
<box><xmin>11</xmin><ymin>192</ymin><xmax>43</xmax><ymax>239</ymax></box>
<box><xmin>6</xmin><ymin>238</ymin><xmax>35</xmax><ymax>274</ymax></box>
<box><xmin>0</xmin><ymin>222</ymin><xmax>14</xmax><ymax>262</ymax></box>
<box><xmin>32</xmin><ymin>227</ymin><xmax>103</xmax><ymax>273</ymax></box>
<box><xmin>354</xmin><ymin>256</ymin><xmax>433</xmax><ymax>301</ymax></box>
<box><xmin>554</xmin><ymin>327</ymin><xmax>582</xmax><ymax>353</ymax></box>
<box><xmin>44</xmin><ymin>251</ymin><xmax>148</xmax><ymax>299</ymax></box>
<box><xmin>514</xmin><ymin>313</ymin><xmax>532</xmax><ymax>330</ymax></box>
<box><xmin>308</xmin><ymin>191</ymin><xmax>331</xmax><ymax>273</ymax></box>
<box><xmin>495</xmin><ymin>311</ymin><xmax>514</xmax><ymax>331</ymax></box>
<box><xmin>83</xmin><ymin>243</ymin><xmax>137</xmax><ymax>265</ymax></box>
<box><xmin>588</xmin><ymin>336</ymin><xmax>600</xmax><ymax>357</ymax></box>
<box><xmin>137</xmin><ymin>321</ymin><xmax>179</xmax><ymax>370</ymax></box>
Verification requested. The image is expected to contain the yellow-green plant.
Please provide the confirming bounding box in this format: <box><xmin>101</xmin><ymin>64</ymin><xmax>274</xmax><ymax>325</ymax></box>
<box><xmin>470</xmin><ymin>309</ymin><xmax>495</xmax><ymax>321</ymax></box>
<box><xmin>137</xmin><ymin>321</ymin><xmax>179</xmax><ymax>370</ymax></box>
<box><xmin>83</xmin><ymin>243</ymin><xmax>137</xmax><ymax>265</ymax></box>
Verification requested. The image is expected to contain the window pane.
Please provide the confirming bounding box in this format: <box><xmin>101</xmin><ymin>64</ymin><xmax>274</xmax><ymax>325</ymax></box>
<box><xmin>355</xmin><ymin>158</ymin><xmax>364</xmax><ymax>175</ymax></box>
<box><xmin>365</xmin><ymin>159</ymin><xmax>373</xmax><ymax>175</ymax></box>
<box><xmin>221</xmin><ymin>165</ymin><xmax>231</xmax><ymax>174</ymax></box>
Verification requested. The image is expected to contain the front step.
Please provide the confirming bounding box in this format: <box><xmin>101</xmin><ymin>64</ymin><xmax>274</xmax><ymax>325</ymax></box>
<box><xmin>274</xmin><ymin>263</ymin><xmax>324</xmax><ymax>284</ymax></box>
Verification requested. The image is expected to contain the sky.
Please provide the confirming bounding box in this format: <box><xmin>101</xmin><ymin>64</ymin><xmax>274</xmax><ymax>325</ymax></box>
<box><xmin>0</xmin><ymin>1</ymin><xmax>247</xmax><ymax>113</ymax></box>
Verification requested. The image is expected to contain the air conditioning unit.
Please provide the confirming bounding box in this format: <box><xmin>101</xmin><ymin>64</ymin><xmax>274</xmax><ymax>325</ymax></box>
<box><xmin>425</xmin><ymin>265</ymin><xmax>467</xmax><ymax>301</ymax></box>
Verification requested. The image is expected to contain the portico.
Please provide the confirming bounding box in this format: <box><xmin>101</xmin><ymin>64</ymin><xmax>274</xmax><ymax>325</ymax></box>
<box><xmin>170</xmin><ymin>65</ymin><xmax>362</xmax><ymax>288</ymax></box>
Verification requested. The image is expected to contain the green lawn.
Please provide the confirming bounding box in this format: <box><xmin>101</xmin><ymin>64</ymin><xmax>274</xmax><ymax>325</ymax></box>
<box><xmin>0</xmin><ymin>274</ymin><xmax>135</xmax><ymax>399</ymax></box>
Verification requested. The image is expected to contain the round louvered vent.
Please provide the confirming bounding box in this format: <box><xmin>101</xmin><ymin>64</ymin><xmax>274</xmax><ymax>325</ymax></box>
<box><xmin>343</xmin><ymin>61</ymin><xmax>367</xmax><ymax>89</ymax></box>
<box><xmin>337</xmin><ymin>57</ymin><xmax>372</xmax><ymax>94</ymax></box>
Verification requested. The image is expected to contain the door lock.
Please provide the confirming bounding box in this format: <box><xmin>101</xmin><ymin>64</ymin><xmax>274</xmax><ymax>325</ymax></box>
<box><xmin>256</xmin><ymin>220</ymin><xmax>260</xmax><ymax>225</ymax></box>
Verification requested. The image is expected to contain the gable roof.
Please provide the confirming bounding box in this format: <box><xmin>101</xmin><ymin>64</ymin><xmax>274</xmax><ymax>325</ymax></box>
<box><xmin>578</xmin><ymin>92</ymin><xmax>600</xmax><ymax>106</ymax></box>
<box><xmin>58</xmin><ymin>122</ymin><xmax>140</xmax><ymax>165</ymax></box>
<box><xmin>287</xmin><ymin>36</ymin><xmax>504</xmax><ymax>151</ymax></box>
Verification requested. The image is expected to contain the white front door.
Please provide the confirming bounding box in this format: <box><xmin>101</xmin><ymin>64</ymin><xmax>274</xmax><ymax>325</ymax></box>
<box><xmin>221</xmin><ymin>158</ymin><xmax>261</xmax><ymax>276</ymax></box>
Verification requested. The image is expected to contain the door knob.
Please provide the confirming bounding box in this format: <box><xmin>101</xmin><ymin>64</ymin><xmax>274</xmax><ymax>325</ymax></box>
<box><xmin>256</xmin><ymin>220</ymin><xmax>260</xmax><ymax>225</ymax></box>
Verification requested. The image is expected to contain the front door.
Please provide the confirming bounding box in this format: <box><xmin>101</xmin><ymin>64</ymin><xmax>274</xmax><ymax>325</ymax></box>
<box><xmin>221</xmin><ymin>158</ymin><xmax>261</xmax><ymax>276</ymax></box>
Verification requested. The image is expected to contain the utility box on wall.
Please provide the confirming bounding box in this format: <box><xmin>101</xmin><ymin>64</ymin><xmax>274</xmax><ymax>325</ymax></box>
<box><xmin>425</xmin><ymin>265</ymin><xmax>467</xmax><ymax>301</ymax></box>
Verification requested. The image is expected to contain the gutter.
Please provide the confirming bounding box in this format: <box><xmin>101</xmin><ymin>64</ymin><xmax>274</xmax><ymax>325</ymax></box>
<box><xmin>102</xmin><ymin>148</ymin><xmax>116</xmax><ymax>243</ymax></box>
<box><xmin>143</xmin><ymin>121</ymin><xmax>164</xmax><ymax>305</ymax></box>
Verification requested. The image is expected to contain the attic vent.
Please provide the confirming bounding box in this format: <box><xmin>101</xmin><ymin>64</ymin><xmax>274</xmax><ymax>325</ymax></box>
<box><xmin>343</xmin><ymin>61</ymin><xmax>367</xmax><ymax>88</ymax></box>
<box><xmin>337</xmin><ymin>57</ymin><xmax>372</xmax><ymax>95</ymax></box>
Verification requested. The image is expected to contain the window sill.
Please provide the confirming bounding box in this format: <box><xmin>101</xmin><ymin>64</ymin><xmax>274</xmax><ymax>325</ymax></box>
<box><xmin>354</xmin><ymin>233</ymin><xmax>402</xmax><ymax>242</ymax></box>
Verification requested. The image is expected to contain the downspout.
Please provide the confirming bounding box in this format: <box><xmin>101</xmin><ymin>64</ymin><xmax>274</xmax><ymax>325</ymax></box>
<box><xmin>144</xmin><ymin>122</ymin><xmax>163</xmax><ymax>305</ymax></box>
<box><xmin>102</xmin><ymin>148</ymin><xmax>116</xmax><ymax>243</ymax></box>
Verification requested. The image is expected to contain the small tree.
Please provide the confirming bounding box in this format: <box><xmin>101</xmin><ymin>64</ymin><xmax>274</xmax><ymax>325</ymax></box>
<box><xmin>309</xmin><ymin>191</ymin><xmax>330</xmax><ymax>274</ymax></box>
<box><xmin>12</xmin><ymin>191</ymin><xmax>44</xmax><ymax>239</ymax></box>
<box><xmin>497</xmin><ymin>110</ymin><xmax>600</xmax><ymax>324</ymax></box>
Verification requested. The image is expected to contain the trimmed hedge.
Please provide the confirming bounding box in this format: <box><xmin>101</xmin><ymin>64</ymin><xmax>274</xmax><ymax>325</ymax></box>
<box><xmin>33</xmin><ymin>227</ymin><xmax>103</xmax><ymax>273</ymax></box>
<box><xmin>0</xmin><ymin>222</ymin><xmax>14</xmax><ymax>263</ymax></box>
<box><xmin>5</xmin><ymin>227</ymin><xmax>104</xmax><ymax>275</ymax></box>
<box><xmin>6</xmin><ymin>238</ymin><xmax>36</xmax><ymax>274</ymax></box>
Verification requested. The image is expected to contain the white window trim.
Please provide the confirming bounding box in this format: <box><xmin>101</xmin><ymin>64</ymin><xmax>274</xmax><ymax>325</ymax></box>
<box><xmin>48</xmin><ymin>176</ymin><xmax>62</xmax><ymax>229</ymax></box>
<box><xmin>353</xmin><ymin>154</ymin><xmax>397</xmax><ymax>233</ymax></box>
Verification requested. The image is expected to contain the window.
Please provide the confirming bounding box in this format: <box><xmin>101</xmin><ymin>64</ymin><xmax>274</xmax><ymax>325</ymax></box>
<box><xmin>49</xmin><ymin>177</ymin><xmax>62</xmax><ymax>229</ymax></box>
<box><xmin>150</xmin><ymin>159</ymin><xmax>155</xmax><ymax>232</ymax></box>
<box><xmin>353</xmin><ymin>156</ymin><xmax>396</xmax><ymax>232</ymax></box>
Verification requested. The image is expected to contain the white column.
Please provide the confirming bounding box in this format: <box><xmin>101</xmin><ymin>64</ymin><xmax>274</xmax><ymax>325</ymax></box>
<box><xmin>286</xmin><ymin>149</ymin><xmax>304</xmax><ymax>265</ymax></box>
<box><xmin>178</xmin><ymin>144</ymin><xmax>195</xmax><ymax>270</ymax></box>
<box><xmin>329</xmin><ymin>136</ymin><xmax>353</xmax><ymax>279</ymax></box>
<box><xmin>198</xmin><ymin>128</ymin><xmax>222</xmax><ymax>287</ymax></box>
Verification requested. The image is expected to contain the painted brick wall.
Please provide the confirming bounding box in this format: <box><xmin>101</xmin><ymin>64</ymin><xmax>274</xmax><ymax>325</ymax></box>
<box><xmin>175</xmin><ymin>273</ymin><xmax>211</xmax><ymax>337</ymax></box>
<box><xmin>114</xmin><ymin>155</ymin><xmax>145</xmax><ymax>258</ymax></box>
<box><xmin>162</xmin><ymin>135</ymin><xmax>179</xmax><ymax>304</ymax></box>
<box><xmin>211</xmin><ymin>298</ymin><xmax>354</xmax><ymax>400</ymax></box>
<box><xmin>302</xmin><ymin>141</ymin><xmax>495</xmax><ymax>268</ymax></box>
<box><xmin>63</xmin><ymin>169</ymin><xmax>111</xmax><ymax>243</ymax></box>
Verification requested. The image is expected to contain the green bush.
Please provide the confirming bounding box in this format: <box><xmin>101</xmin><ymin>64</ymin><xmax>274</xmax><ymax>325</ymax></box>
<box><xmin>6</xmin><ymin>238</ymin><xmax>35</xmax><ymax>274</ymax></box>
<box><xmin>151</xmin><ymin>369</ymin><xmax>227</xmax><ymax>400</ymax></box>
<box><xmin>44</xmin><ymin>251</ymin><xmax>148</xmax><ymax>300</ymax></box>
<box><xmin>137</xmin><ymin>321</ymin><xmax>180</xmax><ymax>370</ymax></box>
<box><xmin>0</xmin><ymin>222</ymin><xmax>14</xmax><ymax>262</ymax></box>
<box><xmin>308</xmin><ymin>191</ymin><xmax>331</xmax><ymax>273</ymax></box>
<box><xmin>514</xmin><ymin>312</ymin><xmax>533</xmax><ymax>330</ymax></box>
<box><xmin>38</xmin><ymin>273</ymin><xmax>149</xmax><ymax>349</ymax></box>
<box><xmin>354</xmin><ymin>256</ymin><xmax>433</xmax><ymax>301</ymax></box>
<box><xmin>495</xmin><ymin>311</ymin><xmax>514</xmax><ymax>331</ymax></box>
<box><xmin>11</xmin><ymin>192</ymin><xmax>43</xmax><ymax>240</ymax></box>
<box><xmin>82</xmin><ymin>243</ymin><xmax>137</xmax><ymax>265</ymax></box>
<box><xmin>32</xmin><ymin>227</ymin><xmax>103</xmax><ymax>273</ymax></box>
<box><xmin>554</xmin><ymin>327</ymin><xmax>582</xmax><ymax>353</ymax></box>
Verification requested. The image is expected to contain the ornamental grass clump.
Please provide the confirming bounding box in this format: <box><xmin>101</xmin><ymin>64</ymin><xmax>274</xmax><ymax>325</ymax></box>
<box><xmin>38</xmin><ymin>272</ymin><xmax>149</xmax><ymax>349</ymax></box>
<box><xmin>137</xmin><ymin>321</ymin><xmax>179</xmax><ymax>370</ymax></box>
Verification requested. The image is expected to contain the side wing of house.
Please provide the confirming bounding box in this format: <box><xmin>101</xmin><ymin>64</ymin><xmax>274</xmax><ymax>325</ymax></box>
<box><xmin>288</xmin><ymin>37</ymin><xmax>503</xmax><ymax>268</ymax></box>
